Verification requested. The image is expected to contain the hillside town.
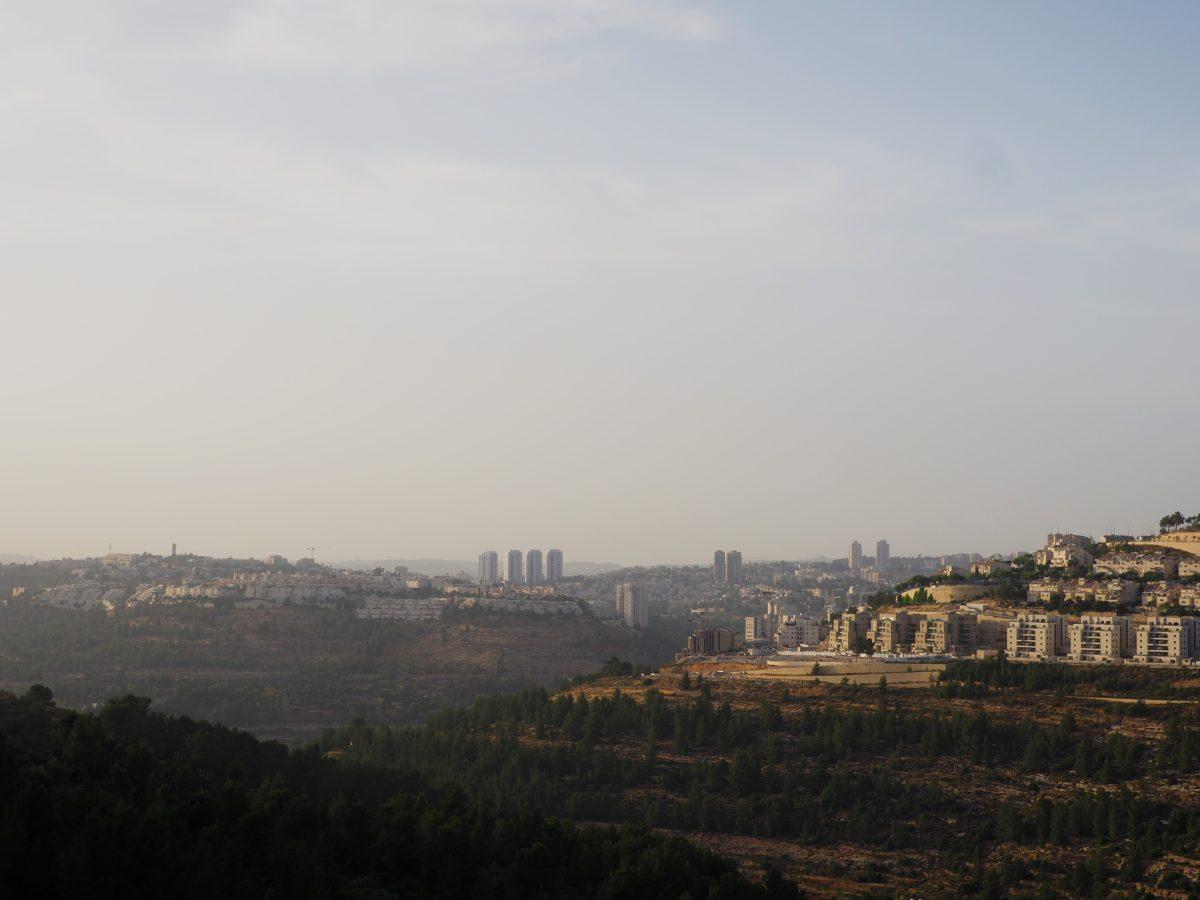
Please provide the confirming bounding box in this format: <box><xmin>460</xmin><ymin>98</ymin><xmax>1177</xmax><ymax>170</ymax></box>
<box><xmin>684</xmin><ymin>521</ymin><xmax>1200</xmax><ymax>669</ymax></box>
<box><xmin>10</xmin><ymin>549</ymin><xmax>584</xmax><ymax>622</ymax></box>
<box><xmin>8</xmin><ymin>515</ymin><xmax>1200</xmax><ymax>671</ymax></box>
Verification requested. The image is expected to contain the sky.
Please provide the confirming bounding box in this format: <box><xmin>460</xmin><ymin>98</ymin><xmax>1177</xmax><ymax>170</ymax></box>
<box><xmin>2</xmin><ymin>1</ymin><xmax>1199</xmax><ymax>565</ymax></box>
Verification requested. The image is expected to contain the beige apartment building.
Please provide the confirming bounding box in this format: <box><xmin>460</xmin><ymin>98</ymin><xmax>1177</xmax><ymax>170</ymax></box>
<box><xmin>1007</xmin><ymin>612</ymin><xmax>1068</xmax><ymax>660</ymax></box>
<box><xmin>830</xmin><ymin>610</ymin><xmax>873</xmax><ymax>652</ymax></box>
<box><xmin>850</xmin><ymin>609</ymin><xmax>981</xmax><ymax>655</ymax></box>
<box><xmin>869</xmin><ymin>611</ymin><xmax>920</xmax><ymax>653</ymax></box>
<box><xmin>1027</xmin><ymin>578</ymin><xmax>1140</xmax><ymax>606</ymax></box>
<box><xmin>1133</xmin><ymin>615</ymin><xmax>1198</xmax><ymax>665</ymax></box>
<box><xmin>1179</xmin><ymin>558</ymin><xmax>1200</xmax><ymax>578</ymax></box>
<box><xmin>1067</xmin><ymin>614</ymin><xmax>1132</xmax><ymax>663</ymax></box>
<box><xmin>914</xmin><ymin>611</ymin><xmax>977</xmax><ymax>654</ymax></box>
<box><xmin>1034</xmin><ymin>533</ymin><xmax>1093</xmax><ymax>569</ymax></box>
<box><xmin>1140</xmin><ymin>583</ymin><xmax>1200</xmax><ymax>608</ymax></box>
<box><xmin>1093</xmin><ymin>552</ymin><xmax>1180</xmax><ymax>579</ymax></box>
<box><xmin>971</xmin><ymin>558</ymin><xmax>1011</xmax><ymax>576</ymax></box>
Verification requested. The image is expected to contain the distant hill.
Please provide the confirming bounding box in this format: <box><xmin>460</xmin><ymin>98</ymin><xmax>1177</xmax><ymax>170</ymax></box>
<box><xmin>0</xmin><ymin>554</ymin><xmax>37</xmax><ymax>564</ymax></box>
<box><xmin>0</xmin><ymin>604</ymin><xmax>671</xmax><ymax>741</ymax></box>
<box><xmin>334</xmin><ymin>557</ymin><xmax>623</xmax><ymax>577</ymax></box>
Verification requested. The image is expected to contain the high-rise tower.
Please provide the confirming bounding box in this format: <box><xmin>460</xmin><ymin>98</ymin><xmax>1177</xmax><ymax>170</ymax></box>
<box><xmin>876</xmin><ymin>539</ymin><xmax>890</xmax><ymax>570</ymax></box>
<box><xmin>526</xmin><ymin>549</ymin><xmax>544</xmax><ymax>585</ymax></box>
<box><xmin>616</xmin><ymin>582</ymin><xmax>647</xmax><ymax>628</ymax></box>
<box><xmin>478</xmin><ymin>550</ymin><xmax>499</xmax><ymax>583</ymax></box>
<box><xmin>849</xmin><ymin>540</ymin><xmax>863</xmax><ymax>570</ymax></box>
<box><xmin>713</xmin><ymin>550</ymin><xmax>726</xmax><ymax>584</ymax></box>
<box><xmin>725</xmin><ymin>550</ymin><xmax>743</xmax><ymax>585</ymax></box>
<box><xmin>546</xmin><ymin>549</ymin><xmax>563</xmax><ymax>583</ymax></box>
<box><xmin>505</xmin><ymin>550</ymin><xmax>524</xmax><ymax>584</ymax></box>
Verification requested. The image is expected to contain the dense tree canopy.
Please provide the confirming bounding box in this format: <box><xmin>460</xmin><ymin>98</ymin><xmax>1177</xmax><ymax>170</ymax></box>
<box><xmin>0</xmin><ymin>686</ymin><xmax>792</xmax><ymax>899</ymax></box>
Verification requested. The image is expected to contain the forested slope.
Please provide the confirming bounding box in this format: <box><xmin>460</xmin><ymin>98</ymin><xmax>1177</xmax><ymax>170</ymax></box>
<box><xmin>0</xmin><ymin>685</ymin><xmax>793</xmax><ymax>899</ymax></box>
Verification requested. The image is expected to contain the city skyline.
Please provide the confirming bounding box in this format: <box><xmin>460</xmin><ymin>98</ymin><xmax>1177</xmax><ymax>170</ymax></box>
<box><xmin>3</xmin><ymin>523</ymin><xmax>1189</xmax><ymax>569</ymax></box>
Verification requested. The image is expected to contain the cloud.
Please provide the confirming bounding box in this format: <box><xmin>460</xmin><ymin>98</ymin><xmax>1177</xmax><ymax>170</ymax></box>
<box><xmin>0</xmin><ymin>1</ymin><xmax>719</xmax><ymax>71</ymax></box>
<box><xmin>221</xmin><ymin>0</ymin><xmax>720</xmax><ymax>69</ymax></box>
<box><xmin>0</xmin><ymin>98</ymin><xmax>922</xmax><ymax>281</ymax></box>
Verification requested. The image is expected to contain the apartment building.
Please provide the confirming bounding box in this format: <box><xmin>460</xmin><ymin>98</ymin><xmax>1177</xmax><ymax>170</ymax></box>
<box><xmin>504</xmin><ymin>550</ymin><xmax>524</xmax><ymax>584</ymax></box>
<box><xmin>1178</xmin><ymin>558</ymin><xmax>1200</xmax><ymax>578</ymax></box>
<box><xmin>687</xmin><ymin>627</ymin><xmax>743</xmax><ymax>655</ymax></box>
<box><xmin>545</xmin><ymin>549</ymin><xmax>563</xmax><ymax>583</ymax></box>
<box><xmin>744</xmin><ymin>616</ymin><xmax>771</xmax><ymax>642</ymax></box>
<box><xmin>914</xmin><ymin>612</ymin><xmax>978</xmax><ymax>654</ymax></box>
<box><xmin>876</xmin><ymin>539</ymin><xmax>890</xmax><ymax>570</ymax></box>
<box><xmin>163</xmin><ymin>584</ymin><xmax>236</xmax><ymax>600</ymax></box>
<box><xmin>1007</xmin><ymin>612</ymin><xmax>1068</xmax><ymax>660</ymax></box>
<box><xmin>971</xmin><ymin>558</ymin><xmax>1011</xmax><ymax>576</ymax></box>
<box><xmin>616</xmin><ymin>582</ymin><xmax>647</xmax><ymax>628</ymax></box>
<box><xmin>1034</xmin><ymin>533</ymin><xmax>1093</xmax><ymax>568</ymax></box>
<box><xmin>830</xmin><ymin>610</ymin><xmax>873</xmax><ymax>652</ymax></box>
<box><xmin>1067</xmin><ymin>614</ymin><xmax>1132</xmax><ymax>663</ymax></box>
<box><xmin>1133</xmin><ymin>615</ymin><xmax>1199</xmax><ymax>665</ymax></box>
<box><xmin>356</xmin><ymin>596</ymin><xmax>449</xmax><ymax>621</ymax></box>
<box><xmin>1093</xmin><ymin>552</ymin><xmax>1180</xmax><ymax>579</ymax></box>
<box><xmin>1142</xmin><ymin>583</ymin><xmax>1200</xmax><ymax>608</ymax></box>
<box><xmin>775</xmin><ymin>615</ymin><xmax>822</xmax><ymax>648</ymax></box>
<box><xmin>525</xmin><ymin>549</ymin><xmax>544</xmax><ymax>585</ymax></box>
<box><xmin>725</xmin><ymin>551</ymin><xmax>744</xmax><ymax>585</ymax></box>
<box><xmin>869</xmin><ymin>611</ymin><xmax>919</xmax><ymax>654</ymax></box>
<box><xmin>1045</xmin><ymin>533</ymin><xmax>1092</xmax><ymax>549</ymax></box>
<box><xmin>849</xmin><ymin>541</ymin><xmax>863</xmax><ymax>570</ymax></box>
<box><xmin>1027</xmin><ymin>578</ymin><xmax>1140</xmax><ymax>606</ymax></box>
<box><xmin>478</xmin><ymin>551</ymin><xmax>499</xmax><ymax>584</ymax></box>
<box><xmin>1053</xmin><ymin>545</ymin><xmax>1094</xmax><ymax>568</ymax></box>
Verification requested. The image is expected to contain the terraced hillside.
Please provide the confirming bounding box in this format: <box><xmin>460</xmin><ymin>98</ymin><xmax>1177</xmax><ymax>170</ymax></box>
<box><xmin>320</xmin><ymin>658</ymin><xmax>1200</xmax><ymax>897</ymax></box>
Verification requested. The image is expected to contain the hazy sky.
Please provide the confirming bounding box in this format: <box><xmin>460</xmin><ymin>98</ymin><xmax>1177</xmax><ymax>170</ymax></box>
<box><xmin>2</xmin><ymin>1</ymin><xmax>1199</xmax><ymax>565</ymax></box>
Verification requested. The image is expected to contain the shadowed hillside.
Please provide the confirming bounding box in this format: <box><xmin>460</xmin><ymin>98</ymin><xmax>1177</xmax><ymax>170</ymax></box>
<box><xmin>0</xmin><ymin>604</ymin><xmax>677</xmax><ymax>742</ymax></box>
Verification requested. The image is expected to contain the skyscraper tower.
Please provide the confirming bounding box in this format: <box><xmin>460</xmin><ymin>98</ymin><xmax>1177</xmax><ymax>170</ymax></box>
<box><xmin>849</xmin><ymin>540</ymin><xmax>863</xmax><ymax>570</ymax></box>
<box><xmin>725</xmin><ymin>550</ymin><xmax>743</xmax><ymax>585</ymax></box>
<box><xmin>478</xmin><ymin>550</ymin><xmax>499</xmax><ymax>583</ymax></box>
<box><xmin>526</xmin><ymin>549</ymin><xmax>544</xmax><ymax>585</ymax></box>
<box><xmin>713</xmin><ymin>550</ymin><xmax>726</xmax><ymax>584</ymax></box>
<box><xmin>616</xmin><ymin>582</ymin><xmax>647</xmax><ymax>628</ymax></box>
<box><xmin>876</xmin><ymin>539</ymin><xmax>890</xmax><ymax>570</ymax></box>
<box><xmin>546</xmin><ymin>549</ymin><xmax>563</xmax><ymax>583</ymax></box>
<box><xmin>505</xmin><ymin>550</ymin><xmax>524</xmax><ymax>584</ymax></box>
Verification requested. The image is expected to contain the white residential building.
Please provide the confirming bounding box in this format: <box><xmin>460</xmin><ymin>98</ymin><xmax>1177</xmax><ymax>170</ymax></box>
<box><xmin>775</xmin><ymin>615</ymin><xmax>822</xmax><ymax>649</ymax></box>
<box><xmin>1007</xmin><ymin>612</ymin><xmax>1068</xmax><ymax>660</ymax></box>
<box><xmin>1027</xmin><ymin>578</ymin><xmax>1140</xmax><ymax>606</ymax></box>
<box><xmin>1067</xmin><ymin>614</ymin><xmax>1133</xmax><ymax>663</ymax></box>
<box><xmin>1134</xmin><ymin>616</ymin><xmax>1199</xmax><ymax>665</ymax></box>
<box><xmin>1093</xmin><ymin>552</ymin><xmax>1179</xmax><ymax>579</ymax></box>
